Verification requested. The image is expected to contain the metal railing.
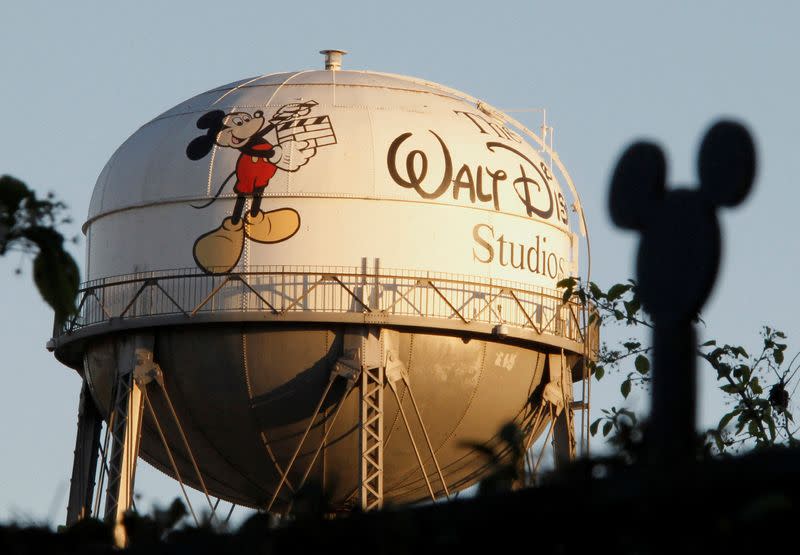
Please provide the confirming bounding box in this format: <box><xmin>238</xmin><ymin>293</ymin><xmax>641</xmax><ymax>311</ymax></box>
<box><xmin>58</xmin><ymin>266</ymin><xmax>596</xmax><ymax>347</ymax></box>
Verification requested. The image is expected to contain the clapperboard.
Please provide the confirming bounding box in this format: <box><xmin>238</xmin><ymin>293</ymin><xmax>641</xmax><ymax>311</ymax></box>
<box><xmin>276</xmin><ymin>115</ymin><xmax>337</xmax><ymax>148</ymax></box>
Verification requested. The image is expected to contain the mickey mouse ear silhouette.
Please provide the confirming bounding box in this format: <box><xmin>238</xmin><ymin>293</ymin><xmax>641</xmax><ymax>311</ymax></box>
<box><xmin>186</xmin><ymin>110</ymin><xmax>226</xmax><ymax>160</ymax></box>
<box><xmin>196</xmin><ymin>110</ymin><xmax>225</xmax><ymax>131</ymax></box>
<box><xmin>609</xmin><ymin>142</ymin><xmax>666</xmax><ymax>231</ymax></box>
<box><xmin>698</xmin><ymin>120</ymin><xmax>756</xmax><ymax>207</ymax></box>
<box><xmin>186</xmin><ymin>135</ymin><xmax>215</xmax><ymax>161</ymax></box>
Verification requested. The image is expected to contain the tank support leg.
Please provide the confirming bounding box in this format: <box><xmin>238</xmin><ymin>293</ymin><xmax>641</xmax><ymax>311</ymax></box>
<box><xmin>357</xmin><ymin>326</ymin><xmax>384</xmax><ymax>511</ymax></box>
<box><xmin>291</xmin><ymin>364</ymin><xmax>359</xmax><ymax>501</ymax></box>
<box><xmin>266</xmin><ymin>342</ymin><xmax>361</xmax><ymax>513</ymax></box>
<box><xmin>103</xmin><ymin>334</ymin><xmax>154</xmax><ymax>546</ymax></box>
<box><xmin>283</xmin><ymin>361</ymin><xmax>360</xmax><ymax>514</ymax></box>
<box><xmin>384</xmin><ymin>329</ymin><xmax>450</xmax><ymax>500</ymax></box>
<box><xmin>549</xmin><ymin>350</ymin><xmax>576</xmax><ymax>467</ymax></box>
<box><xmin>65</xmin><ymin>381</ymin><xmax>103</xmax><ymax>526</ymax></box>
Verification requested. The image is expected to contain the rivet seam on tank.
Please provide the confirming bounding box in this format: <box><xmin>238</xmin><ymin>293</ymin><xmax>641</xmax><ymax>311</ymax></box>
<box><xmin>211</xmin><ymin>72</ymin><xmax>285</xmax><ymax>106</ymax></box>
<box><xmin>148</xmin><ymin>102</ymin><xmax>432</xmax><ymax>127</ymax></box>
<box><xmin>366</xmin><ymin>102</ymin><xmax>376</xmax><ymax>196</ymax></box>
<box><xmin>242</xmin><ymin>333</ymin><xmax>254</xmax><ymax>399</ymax></box>
<box><xmin>436</xmin><ymin>341</ymin><xmax>488</xmax><ymax>450</ymax></box>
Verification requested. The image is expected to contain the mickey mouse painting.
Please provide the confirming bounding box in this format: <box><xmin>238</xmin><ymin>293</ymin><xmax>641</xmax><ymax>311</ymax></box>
<box><xmin>186</xmin><ymin>100</ymin><xmax>336</xmax><ymax>274</ymax></box>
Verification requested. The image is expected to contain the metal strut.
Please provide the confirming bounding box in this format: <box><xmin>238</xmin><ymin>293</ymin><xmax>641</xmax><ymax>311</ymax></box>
<box><xmin>285</xmin><ymin>363</ymin><xmax>360</xmax><ymax>514</ymax></box>
<box><xmin>532</xmin><ymin>405</ymin><xmax>557</xmax><ymax>477</ymax></box>
<box><xmin>103</xmin><ymin>335</ymin><xmax>149</xmax><ymax>547</ymax></box>
<box><xmin>548</xmin><ymin>350</ymin><xmax>576</xmax><ymax>468</ymax></box>
<box><xmin>260</xmin><ymin>430</ymin><xmax>296</xmax><ymax>496</ymax></box>
<box><xmin>523</xmin><ymin>350</ymin><xmax>577</xmax><ymax>482</ymax></box>
<box><xmin>154</xmin><ymin>375</ymin><xmax>218</xmax><ymax>521</ymax></box>
<box><xmin>384</xmin><ymin>333</ymin><xmax>450</xmax><ymax>501</ymax></box>
<box><xmin>141</xmin><ymin>387</ymin><xmax>201</xmax><ymax>527</ymax></box>
<box><xmin>266</xmin><ymin>350</ymin><xmax>361</xmax><ymax>512</ymax></box>
<box><xmin>522</xmin><ymin>401</ymin><xmax>551</xmax><ymax>483</ymax></box>
<box><xmin>66</xmin><ymin>381</ymin><xmax>103</xmax><ymax>526</ymax></box>
<box><xmin>359</xmin><ymin>327</ymin><xmax>384</xmax><ymax>511</ymax></box>
<box><xmin>266</xmin><ymin>375</ymin><xmax>335</xmax><ymax>512</ymax></box>
<box><xmin>92</xmin><ymin>408</ymin><xmax>115</xmax><ymax>518</ymax></box>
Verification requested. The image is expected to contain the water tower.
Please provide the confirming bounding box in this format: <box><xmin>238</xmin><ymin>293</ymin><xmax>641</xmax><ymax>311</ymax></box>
<box><xmin>50</xmin><ymin>51</ymin><xmax>596</xmax><ymax>540</ymax></box>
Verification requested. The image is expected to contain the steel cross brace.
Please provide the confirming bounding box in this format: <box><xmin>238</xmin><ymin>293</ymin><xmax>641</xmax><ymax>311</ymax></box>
<box><xmin>102</xmin><ymin>334</ymin><xmax>159</xmax><ymax>546</ymax></box>
<box><xmin>358</xmin><ymin>327</ymin><xmax>384</xmax><ymax>511</ymax></box>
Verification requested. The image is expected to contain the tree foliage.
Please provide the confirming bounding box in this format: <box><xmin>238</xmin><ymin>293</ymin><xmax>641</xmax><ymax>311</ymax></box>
<box><xmin>559</xmin><ymin>277</ymin><xmax>799</xmax><ymax>456</ymax></box>
<box><xmin>0</xmin><ymin>175</ymin><xmax>79</xmax><ymax>326</ymax></box>
<box><xmin>466</xmin><ymin>422</ymin><xmax>526</xmax><ymax>494</ymax></box>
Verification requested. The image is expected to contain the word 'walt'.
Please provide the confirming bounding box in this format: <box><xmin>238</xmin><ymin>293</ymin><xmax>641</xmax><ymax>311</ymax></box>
<box><xmin>387</xmin><ymin>131</ymin><xmax>569</xmax><ymax>225</ymax></box>
<box><xmin>472</xmin><ymin>223</ymin><xmax>567</xmax><ymax>280</ymax></box>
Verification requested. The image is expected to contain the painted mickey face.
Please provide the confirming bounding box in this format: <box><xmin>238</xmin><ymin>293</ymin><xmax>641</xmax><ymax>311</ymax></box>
<box><xmin>215</xmin><ymin>111</ymin><xmax>265</xmax><ymax>148</ymax></box>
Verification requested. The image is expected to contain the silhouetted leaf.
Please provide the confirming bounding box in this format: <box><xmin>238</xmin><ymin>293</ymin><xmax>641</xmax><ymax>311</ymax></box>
<box><xmin>32</xmin><ymin>244</ymin><xmax>79</xmax><ymax>326</ymax></box>
<box><xmin>621</xmin><ymin>379</ymin><xmax>632</xmax><ymax>398</ymax></box>
<box><xmin>0</xmin><ymin>175</ymin><xmax>33</xmax><ymax>216</ymax></box>
<box><xmin>741</xmin><ymin>365</ymin><xmax>752</xmax><ymax>382</ymax></box>
<box><xmin>556</xmin><ymin>277</ymin><xmax>576</xmax><ymax>289</ymax></box>
<box><xmin>624</xmin><ymin>298</ymin><xmax>640</xmax><ymax>318</ymax></box>
<box><xmin>0</xmin><ymin>176</ymin><xmax>80</xmax><ymax>323</ymax></box>
<box><xmin>769</xmin><ymin>383</ymin><xmax>789</xmax><ymax>411</ymax></box>
<box><xmin>715</xmin><ymin>363</ymin><xmax>731</xmax><ymax>380</ymax></box>
<box><xmin>718</xmin><ymin>411</ymin><xmax>736</xmax><ymax>430</ymax></box>
<box><xmin>634</xmin><ymin>355</ymin><xmax>649</xmax><ymax>375</ymax></box>
<box><xmin>607</xmin><ymin>283</ymin><xmax>629</xmax><ymax>301</ymax></box>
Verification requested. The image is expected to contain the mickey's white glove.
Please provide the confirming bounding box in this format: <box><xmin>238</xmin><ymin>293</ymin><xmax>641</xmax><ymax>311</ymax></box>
<box><xmin>271</xmin><ymin>140</ymin><xmax>317</xmax><ymax>172</ymax></box>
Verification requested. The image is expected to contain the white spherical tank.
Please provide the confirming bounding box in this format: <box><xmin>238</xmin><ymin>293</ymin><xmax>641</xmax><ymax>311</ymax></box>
<box><xmin>85</xmin><ymin>72</ymin><xmax>576</xmax><ymax>284</ymax></box>
<box><xmin>53</xmin><ymin>54</ymin><xmax>594</xmax><ymax>513</ymax></box>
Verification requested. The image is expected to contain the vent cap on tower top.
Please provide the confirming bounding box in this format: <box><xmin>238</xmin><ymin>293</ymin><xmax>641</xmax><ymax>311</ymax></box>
<box><xmin>320</xmin><ymin>49</ymin><xmax>347</xmax><ymax>71</ymax></box>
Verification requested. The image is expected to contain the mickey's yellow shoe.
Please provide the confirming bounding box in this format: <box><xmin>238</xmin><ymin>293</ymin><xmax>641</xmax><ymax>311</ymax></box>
<box><xmin>245</xmin><ymin>208</ymin><xmax>301</xmax><ymax>244</ymax></box>
<box><xmin>193</xmin><ymin>217</ymin><xmax>245</xmax><ymax>274</ymax></box>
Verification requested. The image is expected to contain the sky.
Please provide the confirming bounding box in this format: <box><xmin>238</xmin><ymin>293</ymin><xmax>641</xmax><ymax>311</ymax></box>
<box><xmin>1</xmin><ymin>0</ymin><xmax>799</xmax><ymax>525</ymax></box>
